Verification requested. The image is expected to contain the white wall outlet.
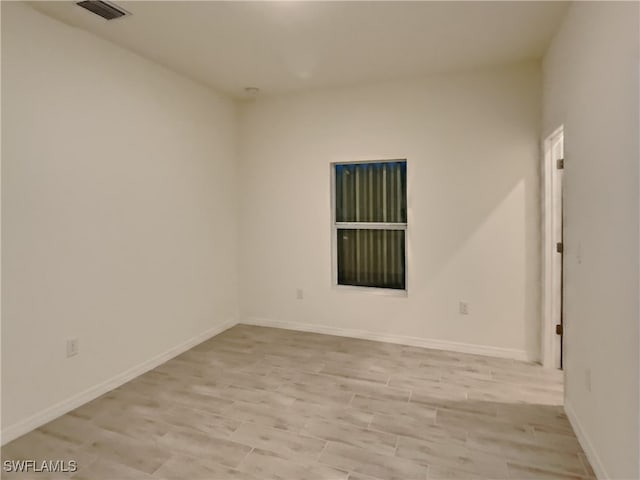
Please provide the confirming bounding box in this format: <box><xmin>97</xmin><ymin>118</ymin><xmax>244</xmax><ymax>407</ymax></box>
<box><xmin>66</xmin><ymin>338</ymin><xmax>79</xmax><ymax>357</ymax></box>
<box><xmin>577</xmin><ymin>241</ymin><xmax>583</xmax><ymax>264</ymax></box>
<box><xmin>296</xmin><ymin>288</ymin><xmax>304</xmax><ymax>300</ymax></box>
<box><xmin>585</xmin><ymin>368</ymin><xmax>591</xmax><ymax>392</ymax></box>
<box><xmin>459</xmin><ymin>301</ymin><xmax>469</xmax><ymax>315</ymax></box>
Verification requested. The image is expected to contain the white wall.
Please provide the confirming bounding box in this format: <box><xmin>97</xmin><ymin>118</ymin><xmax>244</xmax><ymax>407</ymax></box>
<box><xmin>543</xmin><ymin>2</ymin><xmax>639</xmax><ymax>479</ymax></box>
<box><xmin>239</xmin><ymin>61</ymin><xmax>542</xmax><ymax>361</ymax></box>
<box><xmin>1</xmin><ymin>3</ymin><xmax>239</xmax><ymax>439</ymax></box>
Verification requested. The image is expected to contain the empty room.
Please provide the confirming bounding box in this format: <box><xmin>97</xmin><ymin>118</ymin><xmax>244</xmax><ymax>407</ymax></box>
<box><xmin>1</xmin><ymin>1</ymin><xmax>638</xmax><ymax>479</ymax></box>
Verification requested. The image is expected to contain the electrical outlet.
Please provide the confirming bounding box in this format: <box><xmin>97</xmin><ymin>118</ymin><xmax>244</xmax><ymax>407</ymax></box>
<box><xmin>585</xmin><ymin>368</ymin><xmax>591</xmax><ymax>392</ymax></box>
<box><xmin>66</xmin><ymin>338</ymin><xmax>79</xmax><ymax>357</ymax></box>
<box><xmin>296</xmin><ymin>288</ymin><xmax>304</xmax><ymax>300</ymax></box>
<box><xmin>577</xmin><ymin>242</ymin><xmax>583</xmax><ymax>265</ymax></box>
<box><xmin>459</xmin><ymin>302</ymin><xmax>469</xmax><ymax>315</ymax></box>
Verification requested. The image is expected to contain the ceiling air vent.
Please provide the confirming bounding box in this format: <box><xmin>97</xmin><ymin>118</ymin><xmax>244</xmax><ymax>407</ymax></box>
<box><xmin>76</xmin><ymin>1</ymin><xmax>130</xmax><ymax>20</ymax></box>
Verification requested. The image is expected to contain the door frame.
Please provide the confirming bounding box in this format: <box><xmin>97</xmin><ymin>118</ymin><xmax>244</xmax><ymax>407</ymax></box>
<box><xmin>542</xmin><ymin>125</ymin><xmax>564</xmax><ymax>369</ymax></box>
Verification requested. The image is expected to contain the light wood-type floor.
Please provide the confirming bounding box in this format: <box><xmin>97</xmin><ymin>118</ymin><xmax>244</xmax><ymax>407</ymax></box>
<box><xmin>2</xmin><ymin>325</ymin><xmax>594</xmax><ymax>480</ymax></box>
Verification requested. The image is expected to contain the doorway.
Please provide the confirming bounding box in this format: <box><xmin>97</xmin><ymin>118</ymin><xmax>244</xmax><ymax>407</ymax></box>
<box><xmin>542</xmin><ymin>126</ymin><xmax>564</xmax><ymax>369</ymax></box>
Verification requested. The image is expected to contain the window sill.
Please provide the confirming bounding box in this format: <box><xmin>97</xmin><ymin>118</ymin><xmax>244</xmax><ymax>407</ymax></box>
<box><xmin>332</xmin><ymin>284</ymin><xmax>408</xmax><ymax>297</ymax></box>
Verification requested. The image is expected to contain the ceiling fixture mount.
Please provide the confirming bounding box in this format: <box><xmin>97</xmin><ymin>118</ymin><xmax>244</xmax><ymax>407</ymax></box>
<box><xmin>76</xmin><ymin>1</ymin><xmax>130</xmax><ymax>21</ymax></box>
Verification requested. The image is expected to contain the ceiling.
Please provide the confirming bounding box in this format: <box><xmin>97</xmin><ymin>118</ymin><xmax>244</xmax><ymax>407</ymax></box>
<box><xmin>30</xmin><ymin>1</ymin><xmax>569</xmax><ymax>98</ymax></box>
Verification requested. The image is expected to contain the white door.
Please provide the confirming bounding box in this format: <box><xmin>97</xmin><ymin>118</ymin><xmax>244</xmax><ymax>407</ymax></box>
<box><xmin>543</xmin><ymin>127</ymin><xmax>564</xmax><ymax>369</ymax></box>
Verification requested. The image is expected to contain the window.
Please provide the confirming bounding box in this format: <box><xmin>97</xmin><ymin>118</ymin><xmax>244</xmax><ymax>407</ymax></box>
<box><xmin>332</xmin><ymin>160</ymin><xmax>407</xmax><ymax>291</ymax></box>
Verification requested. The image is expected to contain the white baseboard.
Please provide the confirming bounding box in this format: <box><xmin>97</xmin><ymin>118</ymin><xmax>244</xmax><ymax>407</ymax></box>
<box><xmin>242</xmin><ymin>317</ymin><xmax>532</xmax><ymax>362</ymax></box>
<box><xmin>565</xmin><ymin>400</ymin><xmax>607</xmax><ymax>479</ymax></box>
<box><xmin>1</xmin><ymin>318</ymin><xmax>237</xmax><ymax>446</ymax></box>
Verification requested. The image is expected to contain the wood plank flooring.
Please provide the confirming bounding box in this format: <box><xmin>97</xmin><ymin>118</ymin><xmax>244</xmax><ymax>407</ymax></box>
<box><xmin>2</xmin><ymin>325</ymin><xmax>594</xmax><ymax>479</ymax></box>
